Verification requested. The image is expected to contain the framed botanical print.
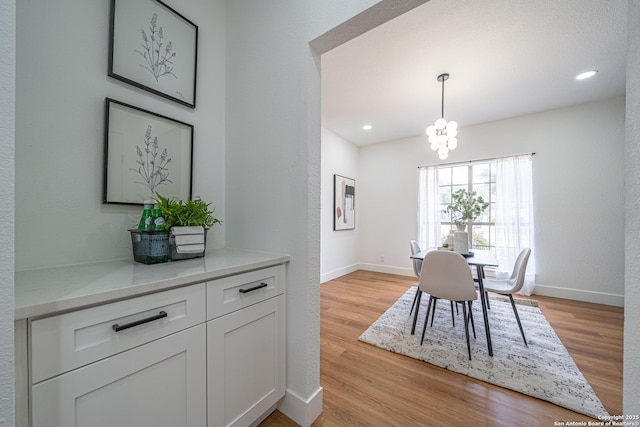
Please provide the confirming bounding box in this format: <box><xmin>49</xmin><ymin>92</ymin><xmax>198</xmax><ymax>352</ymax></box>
<box><xmin>109</xmin><ymin>0</ymin><xmax>198</xmax><ymax>108</ymax></box>
<box><xmin>103</xmin><ymin>98</ymin><xmax>193</xmax><ymax>205</ymax></box>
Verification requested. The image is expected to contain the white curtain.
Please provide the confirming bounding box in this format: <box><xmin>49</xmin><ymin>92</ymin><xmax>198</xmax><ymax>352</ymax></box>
<box><xmin>494</xmin><ymin>155</ymin><xmax>536</xmax><ymax>295</ymax></box>
<box><xmin>418</xmin><ymin>166</ymin><xmax>441</xmax><ymax>250</ymax></box>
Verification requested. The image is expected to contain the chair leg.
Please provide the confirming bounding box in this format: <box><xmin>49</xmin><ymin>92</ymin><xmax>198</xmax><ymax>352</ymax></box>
<box><xmin>486</xmin><ymin>291</ymin><xmax>491</xmax><ymax>309</ymax></box>
<box><xmin>430</xmin><ymin>298</ymin><xmax>438</xmax><ymax>327</ymax></box>
<box><xmin>468</xmin><ymin>301</ymin><xmax>476</xmax><ymax>339</ymax></box>
<box><xmin>411</xmin><ymin>290</ymin><xmax>422</xmax><ymax>335</ymax></box>
<box><xmin>450</xmin><ymin>300</ymin><xmax>455</xmax><ymax>327</ymax></box>
<box><xmin>409</xmin><ymin>286</ymin><xmax>419</xmax><ymax>317</ymax></box>
<box><xmin>421</xmin><ymin>296</ymin><xmax>434</xmax><ymax>345</ymax></box>
<box><xmin>462</xmin><ymin>302</ymin><xmax>472</xmax><ymax>360</ymax></box>
<box><xmin>508</xmin><ymin>294</ymin><xmax>528</xmax><ymax>346</ymax></box>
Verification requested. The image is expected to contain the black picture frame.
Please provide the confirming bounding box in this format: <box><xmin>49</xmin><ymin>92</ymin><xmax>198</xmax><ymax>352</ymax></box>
<box><xmin>103</xmin><ymin>98</ymin><xmax>193</xmax><ymax>205</ymax></box>
<box><xmin>334</xmin><ymin>174</ymin><xmax>356</xmax><ymax>230</ymax></box>
<box><xmin>108</xmin><ymin>0</ymin><xmax>198</xmax><ymax>108</ymax></box>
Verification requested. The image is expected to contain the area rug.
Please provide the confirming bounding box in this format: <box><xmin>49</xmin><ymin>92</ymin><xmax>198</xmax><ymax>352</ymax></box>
<box><xmin>358</xmin><ymin>286</ymin><xmax>609</xmax><ymax>419</ymax></box>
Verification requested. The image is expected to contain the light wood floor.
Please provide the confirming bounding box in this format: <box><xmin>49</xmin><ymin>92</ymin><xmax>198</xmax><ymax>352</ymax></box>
<box><xmin>260</xmin><ymin>270</ymin><xmax>623</xmax><ymax>426</ymax></box>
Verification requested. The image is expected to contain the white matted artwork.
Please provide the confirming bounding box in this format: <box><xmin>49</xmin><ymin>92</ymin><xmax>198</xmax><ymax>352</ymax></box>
<box><xmin>334</xmin><ymin>174</ymin><xmax>355</xmax><ymax>230</ymax></box>
<box><xmin>103</xmin><ymin>98</ymin><xmax>193</xmax><ymax>205</ymax></box>
<box><xmin>109</xmin><ymin>0</ymin><xmax>198</xmax><ymax>108</ymax></box>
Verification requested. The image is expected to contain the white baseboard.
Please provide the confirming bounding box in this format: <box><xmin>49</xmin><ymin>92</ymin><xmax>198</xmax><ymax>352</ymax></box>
<box><xmin>327</xmin><ymin>264</ymin><xmax>624</xmax><ymax>307</ymax></box>
<box><xmin>320</xmin><ymin>264</ymin><xmax>359</xmax><ymax>283</ymax></box>
<box><xmin>358</xmin><ymin>262</ymin><xmax>414</xmax><ymax>278</ymax></box>
<box><xmin>533</xmin><ymin>284</ymin><xmax>624</xmax><ymax>307</ymax></box>
<box><xmin>278</xmin><ymin>386</ymin><xmax>323</xmax><ymax>427</ymax></box>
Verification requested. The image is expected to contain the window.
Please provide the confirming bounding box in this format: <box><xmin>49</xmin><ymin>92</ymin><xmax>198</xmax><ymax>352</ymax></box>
<box><xmin>438</xmin><ymin>161</ymin><xmax>496</xmax><ymax>250</ymax></box>
<box><xmin>418</xmin><ymin>154</ymin><xmax>535</xmax><ymax>294</ymax></box>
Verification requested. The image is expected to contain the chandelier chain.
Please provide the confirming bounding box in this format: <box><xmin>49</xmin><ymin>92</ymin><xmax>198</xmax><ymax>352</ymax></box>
<box><xmin>441</xmin><ymin>76</ymin><xmax>445</xmax><ymax>118</ymax></box>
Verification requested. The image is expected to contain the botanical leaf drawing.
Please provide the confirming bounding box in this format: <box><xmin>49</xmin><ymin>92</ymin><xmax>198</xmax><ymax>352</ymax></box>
<box><xmin>130</xmin><ymin>125</ymin><xmax>172</xmax><ymax>195</ymax></box>
<box><xmin>135</xmin><ymin>13</ymin><xmax>177</xmax><ymax>82</ymax></box>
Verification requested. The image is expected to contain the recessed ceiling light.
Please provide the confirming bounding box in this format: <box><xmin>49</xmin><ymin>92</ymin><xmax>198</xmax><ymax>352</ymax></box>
<box><xmin>576</xmin><ymin>70</ymin><xmax>598</xmax><ymax>80</ymax></box>
<box><xmin>362</xmin><ymin>124</ymin><xmax>372</xmax><ymax>131</ymax></box>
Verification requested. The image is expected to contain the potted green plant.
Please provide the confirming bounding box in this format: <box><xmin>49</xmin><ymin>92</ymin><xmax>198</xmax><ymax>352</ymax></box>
<box><xmin>444</xmin><ymin>189</ymin><xmax>489</xmax><ymax>231</ymax></box>
<box><xmin>155</xmin><ymin>193</ymin><xmax>221</xmax><ymax>260</ymax></box>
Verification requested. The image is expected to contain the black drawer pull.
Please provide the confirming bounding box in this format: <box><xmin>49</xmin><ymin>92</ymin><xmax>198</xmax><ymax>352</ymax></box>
<box><xmin>238</xmin><ymin>282</ymin><xmax>268</xmax><ymax>294</ymax></box>
<box><xmin>112</xmin><ymin>311</ymin><xmax>168</xmax><ymax>332</ymax></box>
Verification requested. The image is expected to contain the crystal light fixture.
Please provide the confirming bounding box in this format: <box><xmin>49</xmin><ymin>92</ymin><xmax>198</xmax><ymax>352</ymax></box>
<box><xmin>426</xmin><ymin>73</ymin><xmax>458</xmax><ymax>160</ymax></box>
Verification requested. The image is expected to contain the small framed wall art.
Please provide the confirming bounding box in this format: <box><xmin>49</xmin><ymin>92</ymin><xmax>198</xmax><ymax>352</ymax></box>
<box><xmin>334</xmin><ymin>174</ymin><xmax>356</xmax><ymax>230</ymax></box>
<box><xmin>108</xmin><ymin>0</ymin><xmax>198</xmax><ymax>108</ymax></box>
<box><xmin>103</xmin><ymin>98</ymin><xmax>193</xmax><ymax>205</ymax></box>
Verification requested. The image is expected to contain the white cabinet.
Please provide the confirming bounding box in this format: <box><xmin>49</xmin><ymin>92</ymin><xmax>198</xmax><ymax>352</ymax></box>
<box><xmin>32</xmin><ymin>324</ymin><xmax>207</xmax><ymax>427</ymax></box>
<box><xmin>29</xmin><ymin>283</ymin><xmax>207</xmax><ymax>427</ymax></box>
<box><xmin>206</xmin><ymin>266</ymin><xmax>286</xmax><ymax>427</ymax></box>
<box><xmin>207</xmin><ymin>296</ymin><xmax>285</xmax><ymax>427</ymax></box>
<box><xmin>22</xmin><ymin>263</ymin><xmax>287</xmax><ymax>427</ymax></box>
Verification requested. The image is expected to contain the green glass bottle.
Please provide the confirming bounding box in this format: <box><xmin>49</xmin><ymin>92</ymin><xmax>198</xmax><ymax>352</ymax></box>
<box><xmin>138</xmin><ymin>201</ymin><xmax>153</xmax><ymax>231</ymax></box>
<box><xmin>150</xmin><ymin>203</ymin><xmax>168</xmax><ymax>263</ymax></box>
<box><xmin>152</xmin><ymin>204</ymin><xmax>166</xmax><ymax>231</ymax></box>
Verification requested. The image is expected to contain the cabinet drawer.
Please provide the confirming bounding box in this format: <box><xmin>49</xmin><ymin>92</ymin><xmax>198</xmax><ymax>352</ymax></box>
<box><xmin>31</xmin><ymin>283</ymin><xmax>206</xmax><ymax>384</ymax></box>
<box><xmin>207</xmin><ymin>266</ymin><xmax>284</xmax><ymax>320</ymax></box>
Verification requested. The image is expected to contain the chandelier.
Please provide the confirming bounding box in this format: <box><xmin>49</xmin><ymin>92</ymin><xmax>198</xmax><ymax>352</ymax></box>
<box><xmin>426</xmin><ymin>73</ymin><xmax>458</xmax><ymax>160</ymax></box>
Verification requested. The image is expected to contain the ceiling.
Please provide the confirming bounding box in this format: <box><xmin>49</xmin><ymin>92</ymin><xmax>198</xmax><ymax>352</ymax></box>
<box><xmin>321</xmin><ymin>0</ymin><xmax>627</xmax><ymax>146</ymax></box>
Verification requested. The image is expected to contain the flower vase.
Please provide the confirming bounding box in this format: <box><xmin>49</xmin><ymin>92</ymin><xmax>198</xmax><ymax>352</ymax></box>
<box><xmin>454</xmin><ymin>231</ymin><xmax>469</xmax><ymax>255</ymax></box>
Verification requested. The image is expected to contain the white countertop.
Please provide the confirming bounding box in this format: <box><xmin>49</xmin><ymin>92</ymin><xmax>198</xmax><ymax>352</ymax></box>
<box><xmin>15</xmin><ymin>248</ymin><xmax>290</xmax><ymax>320</ymax></box>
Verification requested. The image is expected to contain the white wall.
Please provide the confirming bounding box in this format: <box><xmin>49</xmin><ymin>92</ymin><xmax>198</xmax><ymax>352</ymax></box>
<box><xmin>357</xmin><ymin>136</ymin><xmax>426</xmax><ymax>276</ymax></box>
<box><xmin>15</xmin><ymin>0</ymin><xmax>226</xmax><ymax>271</ymax></box>
<box><xmin>0</xmin><ymin>0</ymin><xmax>15</xmax><ymax>424</ymax></box>
<box><xmin>351</xmin><ymin>97</ymin><xmax>625</xmax><ymax>306</ymax></box>
<box><xmin>624</xmin><ymin>0</ymin><xmax>640</xmax><ymax>415</ymax></box>
<box><xmin>320</xmin><ymin>128</ymin><xmax>359</xmax><ymax>282</ymax></box>
<box><xmin>224</xmin><ymin>2</ymin><xmax>428</xmax><ymax>424</ymax></box>
<box><xmin>224</xmin><ymin>3</ymin><xmax>378</xmax><ymax>423</ymax></box>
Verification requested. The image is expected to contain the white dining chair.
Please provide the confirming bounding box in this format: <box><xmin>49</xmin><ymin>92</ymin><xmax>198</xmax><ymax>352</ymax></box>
<box><xmin>409</xmin><ymin>242</ymin><xmax>459</xmax><ymax>331</ymax></box>
<box><xmin>482</xmin><ymin>248</ymin><xmax>531</xmax><ymax>346</ymax></box>
<box><xmin>417</xmin><ymin>250</ymin><xmax>478</xmax><ymax>360</ymax></box>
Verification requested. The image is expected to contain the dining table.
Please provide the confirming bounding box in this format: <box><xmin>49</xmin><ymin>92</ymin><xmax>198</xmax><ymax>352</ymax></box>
<box><xmin>411</xmin><ymin>248</ymin><xmax>499</xmax><ymax>357</ymax></box>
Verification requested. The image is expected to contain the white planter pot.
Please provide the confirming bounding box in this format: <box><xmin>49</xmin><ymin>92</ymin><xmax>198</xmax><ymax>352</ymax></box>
<box><xmin>169</xmin><ymin>226</ymin><xmax>207</xmax><ymax>260</ymax></box>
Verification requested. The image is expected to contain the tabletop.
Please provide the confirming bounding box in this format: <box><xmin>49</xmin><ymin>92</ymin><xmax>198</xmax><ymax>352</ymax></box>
<box><xmin>411</xmin><ymin>248</ymin><xmax>498</xmax><ymax>267</ymax></box>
